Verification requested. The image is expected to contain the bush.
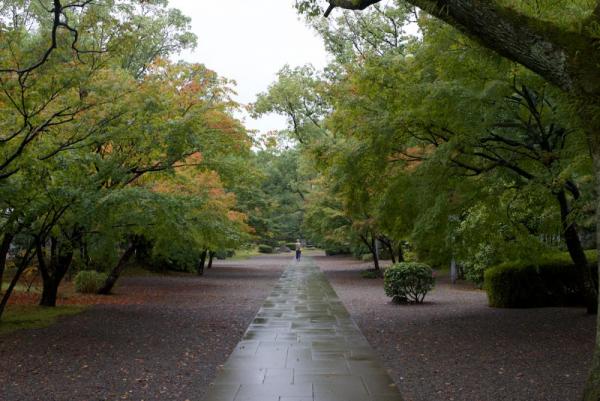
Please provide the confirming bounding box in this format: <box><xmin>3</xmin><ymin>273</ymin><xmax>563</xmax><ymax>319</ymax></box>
<box><xmin>384</xmin><ymin>262</ymin><xmax>435</xmax><ymax>304</ymax></box>
<box><xmin>258</xmin><ymin>244</ymin><xmax>274</xmax><ymax>254</ymax></box>
<box><xmin>325</xmin><ymin>246</ymin><xmax>351</xmax><ymax>256</ymax></box>
<box><xmin>74</xmin><ymin>271</ymin><xmax>108</xmax><ymax>294</ymax></box>
<box><xmin>215</xmin><ymin>249</ymin><xmax>235</xmax><ymax>260</ymax></box>
<box><xmin>484</xmin><ymin>264</ymin><xmax>545</xmax><ymax>307</ymax></box>
<box><xmin>147</xmin><ymin>254</ymin><xmax>194</xmax><ymax>272</ymax></box>
<box><xmin>484</xmin><ymin>250</ymin><xmax>597</xmax><ymax>308</ymax></box>
<box><xmin>361</xmin><ymin>253</ymin><xmax>373</xmax><ymax>262</ymax></box>
<box><xmin>286</xmin><ymin>242</ymin><xmax>297</xmax><ymax>250</ymax></box>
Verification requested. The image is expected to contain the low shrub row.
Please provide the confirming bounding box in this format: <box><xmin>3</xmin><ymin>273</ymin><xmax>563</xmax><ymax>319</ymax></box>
<box><xmin>258</xmin><ymin>244</ymin><xmax>274</xmax><ymax>254</ymax></box>
<box><xmin>215</xmin><ymin>249</ymin><xmax>235</xmax><ymax>260</ymax></box>
<box><xmin>484</xmin><ymin>250</ymin><xmax>597</xmax><ymax>308</ymax></box>
<box><xmin>324</xmin><ymin>246</ymin><xmax>351</xmax><ymax>256</ymax></box>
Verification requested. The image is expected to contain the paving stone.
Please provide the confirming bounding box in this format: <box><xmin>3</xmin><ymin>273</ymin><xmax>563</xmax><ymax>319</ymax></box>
<box><xmin>201</xmin><ymin>259</ymin><xmax>404</xmax><ymax>401</ymax></box>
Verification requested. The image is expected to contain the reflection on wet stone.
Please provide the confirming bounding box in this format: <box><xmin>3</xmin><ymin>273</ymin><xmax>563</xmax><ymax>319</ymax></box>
<box><xmin>202</xmin><ymin>259</ymin><xmax>404</xmax><ymax>401</ymax></box>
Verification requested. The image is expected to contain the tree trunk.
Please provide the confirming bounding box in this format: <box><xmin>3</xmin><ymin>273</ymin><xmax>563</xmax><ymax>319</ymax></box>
<box><xmin>39</xmin><ymin>277</ymin><xmax>60</xmax><ymax>307</ymax></box>
<box><xmin>197</xmin><ymin>250</ymin><xmax>208</xmax><ymax>276</ymax></box>
<box><xmin>97</xmin><ymin>243</ymin><xmax>137</xmax><ymax>295</ymax></box>
<box><xmin>360</xmin><ymin>234</ymin><xmax>380</xmax><ymax>271</ymax></box>
<box><xmin>0</xmin><ymin>247</ymin><xmax>34</xmax><ymax>320</ymax></box>
<box><xmin>556</xmin><ymin>190</ymin><xmax>596</xmax><ymax>313</ymax></box>
<box><xmin>397</xmin><ymin>243</ymin><xmax>405</xmax><ymax>263</ymax></box>
<box><xmin>329</xmin><ymin>0</ymin><xmax>600</xmax><ymax>98</ymax></box>
<box><xmin>381</xmin><ymin>237</ymin><xmax>396</xmax><ymax>264</ymax></box>
<box><xmin>371</xmin><ymin>238</ymin><xmax>380</xmax><ymax>271</ymax></box>
<box><xmin>207</xmin><ymin>251</ymin><xmax>215</xmax><ymax>269</ymax></box>
<box><xmin>36</xmin><ymin>237</ymin><xmax>74</xmax><ymax>307</ymax></box>
<box><xmin>0</xmin><ymin>233</ymin><xmax>14</xmax><ymax>294</ymax></box>
<box><xmin>582</xmin><ymin>103</ymin><xmax>600</xmax><ymax>401</ymax></box>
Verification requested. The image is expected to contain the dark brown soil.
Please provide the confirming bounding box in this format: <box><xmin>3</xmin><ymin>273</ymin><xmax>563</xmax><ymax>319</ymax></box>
<box><xmin>0</xmin><ymin>255</ymin><xmax>286</xmax><ymax>401</ymax></box>
<box><xmin>316</xmin><ymin>255</ymin><xmax>596</xmax><ymax>401</ymax></box>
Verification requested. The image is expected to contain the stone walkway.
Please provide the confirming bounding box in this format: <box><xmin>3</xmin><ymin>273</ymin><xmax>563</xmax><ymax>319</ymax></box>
<box><xmin>202</xmin><ymin>259</ymin><xmax>404</xmax><ymax>401</ymax></box>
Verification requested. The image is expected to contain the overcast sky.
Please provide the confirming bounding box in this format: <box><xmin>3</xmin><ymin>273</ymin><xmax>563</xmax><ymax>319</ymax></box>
<box><xmin>167</xmin><ymin>0</ymin><xmax>329</xmax><ymax>135</ymax></box>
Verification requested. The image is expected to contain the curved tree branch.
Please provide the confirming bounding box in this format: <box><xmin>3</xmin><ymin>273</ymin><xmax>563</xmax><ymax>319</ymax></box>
<box><xmin>327</xmin><ymin>0</ymin><xmax>600</xmax><ymax>97</ymax></box>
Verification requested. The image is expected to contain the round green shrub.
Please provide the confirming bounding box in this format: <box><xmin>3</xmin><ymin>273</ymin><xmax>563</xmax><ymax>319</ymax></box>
<box><xmin>384</xmin><ymin>262</ymin><xmax>435</xmax><ymax>304</ymax></box>
<box><xmin>74</xmin><ymin>271</ymin><xmax>108</xmax><ymax>294</ymax></box>
<box><xmin>258</xmin><ymin>244</ymin><xmax>274</xmax><ymax>254</ymax></box>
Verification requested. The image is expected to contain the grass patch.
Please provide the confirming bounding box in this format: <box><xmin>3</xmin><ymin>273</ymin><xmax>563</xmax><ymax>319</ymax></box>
<box><xmin>229</xmin><ymin>247</ymin><xmax>261</xmax><ymax>260</ymax></box>
<box><xmin>302</xmin><ymin>248</ymin><xmax>324</xmax><ymax>257</ymax></box>
<box><xmin>0</xmin><ymin>305</ymin><xmax>87</xmax><ymax>336</ymax></box>
<box><xmin>360</xmin><ymin>269</ymin><xmax>383</xmax><ymax>279</ymax></box>
<box><xmin>0</xmin><ymin>282</ymin><xmax>41</xmax><ymax>294</ymax></box>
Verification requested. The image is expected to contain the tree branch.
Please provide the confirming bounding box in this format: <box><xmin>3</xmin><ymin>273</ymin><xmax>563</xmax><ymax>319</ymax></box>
<box><xmin>328</xmin><ymin>0</ymin><xmax>600</xmax><ymax>97</ymax></box>
<box><xmin>325</xmin><ymin>0</ymin><xmax>382</xmax><ymax>16</ymax></box>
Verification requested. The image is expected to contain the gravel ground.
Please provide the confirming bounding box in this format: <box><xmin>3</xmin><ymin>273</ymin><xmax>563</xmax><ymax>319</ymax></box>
<box><xmin>1</xmin><ymin>252</ymin><xmax>595</xmax><ymax>401</ymax></box>
<box><xmin>0</xmin><ymin>255</ymin><xmax>286</xmax><ymax>401</ymax></box>
<box><xmin>315</xmin><ymin>255</ymin><xmax>597</xmax><ymax>401</ymax></box>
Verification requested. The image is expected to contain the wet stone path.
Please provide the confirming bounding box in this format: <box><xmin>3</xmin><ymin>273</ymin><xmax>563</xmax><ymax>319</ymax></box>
<box><xmin>202</xmin><ymin>259</ymin><xmax>404</xmax><ymax>401</ymax></box>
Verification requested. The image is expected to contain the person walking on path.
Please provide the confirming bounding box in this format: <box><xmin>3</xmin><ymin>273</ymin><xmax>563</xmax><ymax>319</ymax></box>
<box><xmin>295</xmin><ymin>239</ymin><xmax>302</xmax><ymax>262</ymax></box>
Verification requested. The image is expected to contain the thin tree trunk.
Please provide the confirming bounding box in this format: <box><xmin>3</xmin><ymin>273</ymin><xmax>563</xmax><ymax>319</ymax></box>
<box><xmin>0</xmin><ymin>233</ymin><xmax>14</xmax><ymax>294</ymax></box>
<box><xmin>582</xmin><ymin>104</ymin><xmax>600</xmax><ymax>401</ymax></box>
<box><xmin>397</xmin><ymin>243</ymin><xmax>404</xmax><ymax>263</ymax></box>
<box><xmin>556</xmin><ymin>190</ymin><xmax>596</xmax><ymax>313</ymax></box>
<box><xmin>97</xmin><ymin>243</ymin><xmax>137</xmax><ymax>295</ymax></box>
<box><xmin>207</xmin><ymin>251</ymin><xmax>215</xmax><ymax>269</ymax></box>
<box><xmin>379</xmin><ymin>237</ymin><xmax>396</xmax><ymax>264</ymax></box>
<box><xmin>197</xmin><ymin>250</ymin><xmax>208</xmax><ymax>276</ymax></box>
<box><xmin>371</xmin><ymin>238</ymin><xmax>380</xmax><ymax>271</ymax></box>
<box><xmin>0</xmin><ymin>247</ymin><xmax>34</xmax><ymax>320</ymax></box>
<box><xmin>360</xmin><ymin>234</ymin><xmax>380</xmax><ymax>271</ymax></box>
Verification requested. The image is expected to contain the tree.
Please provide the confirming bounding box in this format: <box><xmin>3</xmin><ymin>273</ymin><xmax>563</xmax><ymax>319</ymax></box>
<box><xmin>253</xmin><ymin>67</ymin><xmax>329</xmax><ymax>244</ymax></box>
<box><xmin>254</xmin><ymin>65</ymin><xmax>329</xmax><ymax>145</ymax></box>
<box><xmin>295</xmin><ymin>0</ymin><xmax>600</xmax><ymax>398</ymax></box>
<box><xmin>0</xmin><ymin>7</ymin><xmax>251</xmax><ymax>312</ymax></box>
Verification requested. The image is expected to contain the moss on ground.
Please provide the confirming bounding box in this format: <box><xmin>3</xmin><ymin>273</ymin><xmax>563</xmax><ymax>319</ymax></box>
<box><xmin>0</xmin><ymin>305</ymin><xmax>87</xmax><ymax>336</ymax></box>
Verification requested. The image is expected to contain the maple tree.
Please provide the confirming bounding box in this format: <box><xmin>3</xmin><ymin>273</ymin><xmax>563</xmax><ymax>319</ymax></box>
<box><xmin>0</xmin><ymin>1</ymin><xmax>255</xmax><ymax>316</ymax></box>
<box><xmin>291</xmin><ymin>2</ymin><xmax>600</xmax><ymax>397</ymax></box>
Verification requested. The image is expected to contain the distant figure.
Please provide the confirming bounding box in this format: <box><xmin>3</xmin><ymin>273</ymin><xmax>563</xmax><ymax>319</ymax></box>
<box><xmin>295</xmin><ymin>239</ymin><xmax>302</xmax><ymax>262</ymax></box>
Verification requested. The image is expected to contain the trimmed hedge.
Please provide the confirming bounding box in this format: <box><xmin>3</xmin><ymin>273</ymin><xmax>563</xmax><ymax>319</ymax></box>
<box><xmin>484</xmin><ymin>250</ymin><xmax>597</xmax><ymax>308</ymax></box>
<box><xmin>258</xmin><ymin>244</ymin><xmax>274</xmax><ymax>254</ymax></box>
<box><xmin>325</xmin><ymin>247</ymin><xmax>351</xmax><ymax>256</ymax></box>
<box><xmin>384</xmin><ymin>262</ymin><xmax>435</xmax><ymax>304</ymax></box>
<box><xmin>74</xmin><ymin>271</ymin><xmax>108</xmax><ymax>294</ymax></box>
<box><xmin>484</xmin><ymin>264</ymin><xmax>545</xmax><ymax>308</ymax></box>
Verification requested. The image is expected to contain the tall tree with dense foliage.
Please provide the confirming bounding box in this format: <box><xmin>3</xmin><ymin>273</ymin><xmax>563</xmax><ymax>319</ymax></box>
<box><xmin>295</xmin><ymin>0</ymin><xmax>600</xmax><ymax>397</ymax></box>
<box><xmin>0</xmin><ymin>1</ymin><xmax>255</xmax><ymax>317</ymax></box>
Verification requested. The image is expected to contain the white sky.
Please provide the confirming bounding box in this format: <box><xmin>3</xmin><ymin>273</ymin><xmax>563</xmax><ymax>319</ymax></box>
<box><xmin>167</xmin><ymin>0</ymin><xmax>329</xmax><ymax>135</ymax></box>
